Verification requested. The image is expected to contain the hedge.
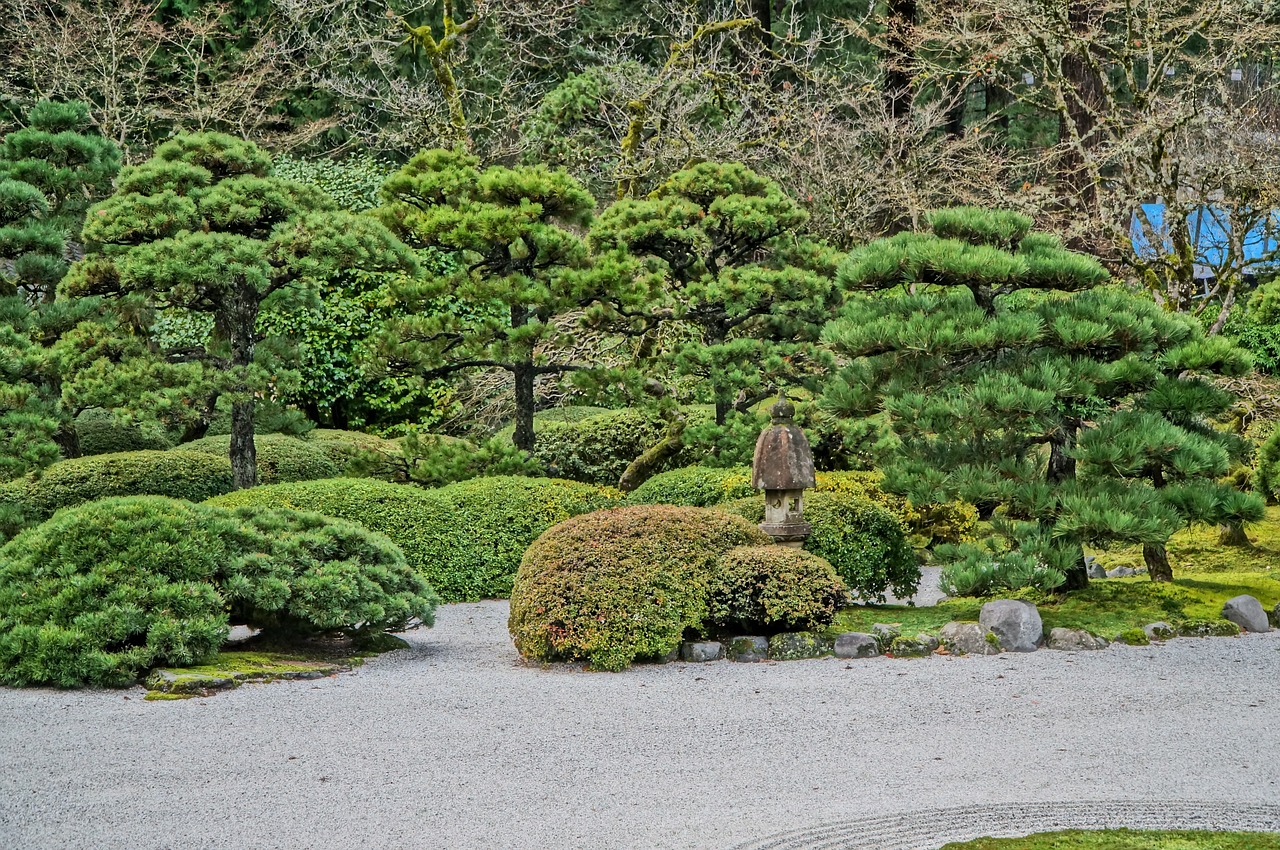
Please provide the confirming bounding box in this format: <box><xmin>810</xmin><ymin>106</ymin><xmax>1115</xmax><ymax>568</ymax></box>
<box><xmin>0</xmin><ymin>496</ymin><xmax>438</xmax><ymax>688</ymax></box>
<box><xmin>626</xmin><ymin>466</ymin><xmax>755</xmax><ymax>507</ymax></box>
<box><xmin>74</xmin><ymin>410</ymin><xmax>174</xmax><ymax>456</ymax></box>
<box><xmin>209</xmin><ymin>476</ymin><xmax>620</xmax><ymax>602</ymax></box>
<box><xmin>4</xmin><ymin>450</ymin><xmax>234</xmax><ymax>530</ymax></box>
<box><xmin>527</xmin><ymin>408</ymin><xmax>669</xmax><ymax>486</ymax></box>
<box><xmin>304</xmin><ymin>429</ymin><xmax>406</xmax><ymax>479</ymax></box>
<box><xmin>720</xmin><ymin>490</ymin><xmax>920</xmax><ymax>603</ymax></box>
<box><xmin>176</xmin><ymin>433</ymin><xmax>340</xmax><ymax>485</ymax></box>
<box><xmin>509</xmin><ymin>505</ymin><xmax>770</xmax><ymax>671</ymax></box>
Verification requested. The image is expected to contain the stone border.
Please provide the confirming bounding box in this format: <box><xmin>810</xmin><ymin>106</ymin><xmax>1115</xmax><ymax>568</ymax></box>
<box><xmin>728</xmin><ymin>800</ymin><xmax>1280</xmax><ymax>850</ymax></box>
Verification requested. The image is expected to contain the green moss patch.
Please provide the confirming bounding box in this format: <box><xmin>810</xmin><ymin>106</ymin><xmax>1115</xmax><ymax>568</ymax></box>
<box><xmin>143</xmin><ymin>636</ymin><xmax>408</xmax><ymax>699</ymax></box>
<box><xmin>939</xmin><ymin>828</ymin><xmax>1280</xmax><ymax>849</ymax></box>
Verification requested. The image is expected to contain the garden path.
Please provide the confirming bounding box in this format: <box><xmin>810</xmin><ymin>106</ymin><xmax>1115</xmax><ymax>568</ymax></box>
<box><xmin>1</xmin><ymin>600</ymin><xmax>1278</xmax><ymax>850</ymax></box>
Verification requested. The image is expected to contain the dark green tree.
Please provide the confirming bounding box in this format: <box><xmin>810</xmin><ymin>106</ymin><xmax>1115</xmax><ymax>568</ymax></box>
<box><xmin>822</xmin><ymin>207</ymin><xmax>1258</xmax><ymax>590</ymax></box>
<box><xmin>588</xmin><ymin>162</ymin><xmax>836</xmax><ymax>426</ymax></box>
<box><xmin>66</xmin><ymin>132</ymin><xmax>415</xmax><ymax>489</ymax></box>
<box><xmin>373</xmin><ymin>148</ymin><xmax>599</xmax><ymax>452</ymax></box>
<box><xmin>0</xmin><ymin>101</ymin><xmax>122</xmax><ymax>474</ymax></box>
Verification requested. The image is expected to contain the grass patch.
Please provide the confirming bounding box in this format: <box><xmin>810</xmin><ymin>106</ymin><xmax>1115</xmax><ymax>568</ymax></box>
<box><xmin>1091</xmin><ymin>506</ymin><xmax>1280</xmax><ymax>575</ymax></box>
<box><xmin>829</xmin><ymin>524</ymin><xmax>1280</xmax><ymax>643</ymax></box>
<box><xmin>939</xmin><ymin>828</ymin><xmax>1280</xmax><ymax>849</ymax></box>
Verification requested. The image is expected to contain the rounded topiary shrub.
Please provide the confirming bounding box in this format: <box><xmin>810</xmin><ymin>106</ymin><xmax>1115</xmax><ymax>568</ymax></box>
<box><xmin>304</xmin><ymin>429</ymin><xmax>405</xmax><ymax>480</ymax></box>
<box><xmin>721</xmin><ymin>491</ymin><xmax>919</xmax><ymax>603</ymax></box>
<box><xmin>210</xmin><ymin>476</ymin><xmax>620</xmax><ymax>602</ymax></box>
<box><xmin>427</xmin><ymin>476</ymin><xmax>623</xmax><ymax>601</ymax></box>
<box><xmin>208</xmin><ymin>478</ymin><xmax>450</xmax><ymax>588</ymax></box>
<box><xmin>74</xmin><ymin>410</ymin><xmax>174</xmax><ymax>456</ymax></box>
<box><xmin>708</xmin><ymin>546</ymin><xmax>847</xmax><ymax>634</ymax></box>
<box><xmin>625</xmin><ymin>466</ymin><xmax>756</xmax><ymax>507</ymax></box>
<box><xmin>508</xmin><ymin>505</ymin><xmax>770</xmax><ymax>671</ymax></box>
<box><xmin>0</xmin><ymin>496</ymin><xmax>438</xmax><ymax>689</ymax></box>
<box><xmin>8</xmin><ymin>450</ymin><xmax>233</xmax><ymax>527</ymax></box>
<box><xmin>177</xmin><ymin>433</ymin><xmax>339</xmax><ymax>484</ymax></box>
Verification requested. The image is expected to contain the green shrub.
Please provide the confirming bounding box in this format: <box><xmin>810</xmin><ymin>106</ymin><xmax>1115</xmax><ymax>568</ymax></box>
<box><xmin>304</xmin><ymin>429</ymin><xmax>406</xmax><ymax>479</ymax></box>
<box><xmin>508</xmin><ymin>505</ymin><xmax>770</xmax><ymax>670</ymax></box>
<box><xmin>708</xmin><ymin>546</ymin><xmax>847</xmax><ymax>634</ymax></box>
<box><xmin>177</xmin><ymin>434</ymin><xmax>340</xmax><ymax>485</ymax></box>
<box><xmin>6</xmin><ymin>450</ymin><xmax>233</xmax><ymax>529</ymax></box>
<box><xmin>626</xmin><ymin>466</ymin><xmax>756</xmax><ymax>507</ymax></box>
<box><xmin>209</xmin><ymin>476</ymin><xmax>619</xmax><ymax>602</ymax></box>
<box><xmin>0</xmin><ymin>496</ymin><xmax>438</xmax><ymax>688</ymax></box>
<box><xmin>936</xmin><ymin>548</ymin><xmax>1067</xmax><ymax>597</ymax></box>
<box><xmin>1253</xmin><ymin>423</ymin><xmax>1280</xmax><ymax>504</ymax></box>
<box><xmin>400</xmin><ymin>431</ymin><xmax>538</xmax><ymax>488</ymax></box>
<box><xmin>528</xmin><ymin>409</ymin><xmax>669</xmax><ymax>485</ymax></box>
<box><xmin>720</xmin><ymin>491</ymin><xmax>920</xmax><ymax>603</ymax></box>
<box><xmin>425</xmin><ymin>476</ymin><xmax>623</xmax><ymax>600</ymax></box>
<box><xmin>74</xmin><ymin>410</ymin><xmax>174</xmax><ymax>456</ymax></box>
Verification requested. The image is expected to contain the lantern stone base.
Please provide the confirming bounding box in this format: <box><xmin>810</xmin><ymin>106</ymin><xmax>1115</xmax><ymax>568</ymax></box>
<box><xmin>759</xmin><ymin>520</ymin><xmax>811</xmax><ymax>547</ymax></box>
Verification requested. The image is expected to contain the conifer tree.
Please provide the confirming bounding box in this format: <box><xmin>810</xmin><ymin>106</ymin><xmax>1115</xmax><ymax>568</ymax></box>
<box><xmin>66</xmin><ymin>132</ymin><xmax>415</xmax><ymax>489</ymax></box>
<box><xmin>373</xmin><ymin>148</ymin><xmax>598</xmax><ymax>452</ymax></box>
<box><xmin>588</xmin><ymin>162</ymin><xmax>836</xmax><ymax>425</ymax></box>
<box><xmin>823</xmin><ymin>207</ymin><xmax>1259</xmax><ymax>590</ymax></box>
<box><xmin>0</xmin><ymin>101</ymin><xmax>121</xmax><ymax>472</ymax></box>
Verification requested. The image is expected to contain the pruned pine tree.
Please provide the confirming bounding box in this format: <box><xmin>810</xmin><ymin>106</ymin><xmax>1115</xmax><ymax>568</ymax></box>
<box><xmin>373</xmin><ymin>148</ymin><xmax>598</xmax><ymax>453</ymax></box>
<box><xmin>588</xmin><ymin>162</ymin><xmax>837</xmax><ymax>426</ymax></box>
<box><xmin>0</xmin><ymin>101</ymin><xmax>121</xmax><ymax>473</ymax></box>
<box><xmin>67</xmin><ymin>132</ymin><xmax>415</xmax><ymax>489</ymax></box>
<box><xmin>822</xmin><ymin>207</ymin><xmax>1259</xmax><ymax>591</ymax></box>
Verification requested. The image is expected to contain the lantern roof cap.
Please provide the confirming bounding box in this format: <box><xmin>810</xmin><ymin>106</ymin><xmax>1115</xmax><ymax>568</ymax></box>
<box><xmin>752</xmin><ymin>396</ymin><xmax>816</xmax><ymax>490</ymax></box>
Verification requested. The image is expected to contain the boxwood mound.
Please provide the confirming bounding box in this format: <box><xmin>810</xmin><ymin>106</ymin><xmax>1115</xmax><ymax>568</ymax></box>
<box><xmin>209</xmin><ymin>476</ymin><xmax>621</xmax><ymax>602</ymax></box>
<box><xmin>176</xmin><ymin>433</ymin><xmax>340</xmax><ymax>484</ymax></box>
<box><xmin>508</xmin><ymin>505</ymin><xmax>770</xmax><ymax>671</ymax></box>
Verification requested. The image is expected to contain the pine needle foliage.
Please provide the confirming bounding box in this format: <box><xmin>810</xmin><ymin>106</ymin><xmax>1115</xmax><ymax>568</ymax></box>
<box><xmin>823</xmin><ymin>207</ymin><xmax>1259</xmax><ymax>590</ymax></box>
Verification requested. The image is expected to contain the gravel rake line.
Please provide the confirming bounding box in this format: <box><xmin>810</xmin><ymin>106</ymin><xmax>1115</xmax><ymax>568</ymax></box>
<box><xmin>730</xmin><ymin>800</ymin><xmax>1280</xmax><ymax>850</ymax></box>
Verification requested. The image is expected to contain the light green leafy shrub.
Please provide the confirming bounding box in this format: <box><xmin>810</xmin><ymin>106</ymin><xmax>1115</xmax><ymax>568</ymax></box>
<box><xmin>209</xmin><ymin>475</ymin><xmax>619</xmax><ymax>602</ymax></box>
<box><xmin>527</xmin><ymin>408</ymin><xmax>668</xmax><ymax>485</ymax></box>
<box><xmin>177</xmin><ymin>434</ymin><xmax>339</xmax><ymax>485</ymax></box>
<box><xmin>508</xmin><ymin>505</ymin><xmax>770</xmax><ymax>671</ymax></box>
<box><xmin>708</xmin><ymin>546</ymin><xmax>847</xmax><ymax>634</ymax></box>
<box><xmin>625</xmin><ymin>466</ymin><xmax>755</xmax><ymax>507</ymax></box>
<box><xmin>304</xmin><ymin>429</ymin><xmax>405</xmax><ymax>479</ymax></box>
<box><xmin>720</xmin><ymin>491</ymin><xmax>919</xmax><ymax>603</ymax></box>
<box><xmin>0</xmin><ymin>496</ymin><xmax>438</xmax><ymax>688</ymax></box>
<box><xmin>6</xmin><ymin>450</ymin><xmax>233</xmax><ymax>529</ymax></box>
<box><xmin>425</xmin><ymin>476</ymin><xmax>623</xmax><ymax>600</ymax></box>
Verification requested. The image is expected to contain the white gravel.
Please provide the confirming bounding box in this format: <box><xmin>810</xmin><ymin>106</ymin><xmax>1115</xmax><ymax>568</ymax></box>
<box><xmin>2</xmin><ymin>601</ymin><xmax>1278</xmax><ymax>850</ymax></box>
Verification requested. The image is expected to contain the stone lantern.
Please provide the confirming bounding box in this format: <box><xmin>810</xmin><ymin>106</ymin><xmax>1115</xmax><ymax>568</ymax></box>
<box><xmin>751</xmin><ymin>396</ymin><xmax>816</xmax><ymax>547</ymax></box>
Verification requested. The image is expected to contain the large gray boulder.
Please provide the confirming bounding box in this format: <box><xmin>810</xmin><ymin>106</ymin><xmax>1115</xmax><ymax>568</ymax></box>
<box><xmin>726</xmin><ymin>636</ymin><xmax>768</xmax><ymax>663</ymax></box>
<box><xmin>1046</xmin><ymin>627</ymin><xmax>1109</xmax><ymax>651</ymax></box>
<box><xmin>833</xmin><ymin>633</ymin><xmax>880</xmax><ymax>659</ymax></box>
<box><xmin>681</xmin><ymin>641</ymin><xmax>724</xmax><ymax>662</ymax></box>
<box><xmin>938</xmin><ymin>622</ymin><xmax>1001</xmax><ymax>656</ymax></box>
<box><xmin>979</xmin><ymin>599</ymin><xmax>1044</xmax><ymax>652</ymax></box>
<box><xmin>1222</xmin><ymin>595</ymin><xmax>1271</xmax><ymax>634</ymax></box>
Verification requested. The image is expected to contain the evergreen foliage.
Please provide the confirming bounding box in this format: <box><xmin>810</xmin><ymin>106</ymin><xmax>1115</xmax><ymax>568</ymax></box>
<box><xmin>0</xmin><ymin>496</ymin><xmax>438</xmax><ymax>688</ymax></box>
<box><xmin>708</xmin><ymin>546</ymin><xmax>847</xmax><ymax>634</ymax></box>
<box><xmin>374</xmin><ymin>149</ymin><xmax>602</xmax><ymax>452</ymax></box>
<box><xmin>176</xmin><ymin>433</ymin><xmax>340</xmax><ymax>485</ymax></box>
<box><xmin>588</xmin><ymin>162</ymin><xmax>837</xmax><ymax>425</ymax></box>
<box><xmin>823</xmin><ymin>207</ymin><xmax>1260</xmax><ymax>589</ymax></box>
<box><xmin>67</xmin><ymin>132</ymin><xmax>416</xmax><ymax>489</ymax></box>
<box><xmin>508</xmin><ymin>505</ymin><xmax>770</xmax><ymax>671</ymax></box>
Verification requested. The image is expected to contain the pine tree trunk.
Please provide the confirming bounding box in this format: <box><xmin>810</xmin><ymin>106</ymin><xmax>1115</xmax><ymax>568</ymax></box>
<box><xmin>512</xmin><ymin>364</ymin><xmax>536</xmax><ymax>453</ymax></box>
<box><xmin>618</xmin><ymin>418</ymin><xmax>687</xmax><ymax>492</ymax></box>
<box><xmin>1048</xmin><ymin>423</ymin><xmax>1089</xmax><ymax>589</ymax></box>
<box><xmin>1143</xmin><ymin>542</ymin><xmax>1174</xmax><ymax>582</ymax></box>
<box><xmin>1058</xmin><ymin>1</ymin><xmax>1105</xmax><ymax>216</ymax></box>
<box><xmin>222</xmin><ymin>291</ymin><xmax>259</xmax><ymax>491</ymax></box>
<box><xmin>1059</xmin><ymin>545</ymin><xmax>1090</xmax><ymax>592</ymax></box>
<box><xmin>1218</xmin><ymin>523</ymin><xmax>1253</xmax><ymax>548</ymax></box>
<box><xmin>884</xmin><ymin>0</ymin><xmax>917</xmax><ymax>122</ymax></box>
<box><xmin>52</xmin><ymin>421</ymin><xmax>81</xmax><ymax>460</ymax></box>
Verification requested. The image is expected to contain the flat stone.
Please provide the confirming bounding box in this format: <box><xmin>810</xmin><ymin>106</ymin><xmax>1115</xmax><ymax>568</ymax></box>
<box><xmin>680</xmin><ymin>641</ymin><xmax>724</xmax><ymax>663</ymax></box>
<box><xmin>1221</xmin><ymin>595</ymin><xmax>1271</xmax><ymax>633</ymax></box>
<box><xmin>1106</xmin><ymin>567</ymin><xmax>1139</xmax><ymax>578</ymax></box>
<box><xmin>1143</xmin><ymin>622</ymin><xmax>1176</xmax><ymax>641</ymax></box>
<box><xmin>1176</xmin><ymin>619</ymin><xmax>1241</xmax><ymax>638</ymax></box>
<box><xmin>916</xmin><ymin>634</ymin><xmax>940</xmax><ymax>653</ymax></box>
<box><xmin>979</xmin><ymin>599</ymin><xmax>1044</xmax><ymax>652</ymax></box>
<box><xmin>938</xmin><ymin>622</ymin><xmax>1001</xmax><ymax>656</ymax></box>
<box><xmin>1046</xmin><ymin>627</ymin><xmax>1109</xmax><ymax>651</ymax></box>
<box><xmin>833</xmin><ymin>632</ymin><xmax>880</xmax><ymax>659</ymax></box>
<box><xmin>768</xmin><ymin>632</ymin><xmax>833</xmax><ymax>661</ymax></box>
<box><xmin>888</xmin><ymin>636</ymin><xmax>932</xmax><ymax>657</ymax></box>
<box><xmin>726</xmin><ymin>636</ymin><xmax>769</xmax><ymax>663</ymax></box>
